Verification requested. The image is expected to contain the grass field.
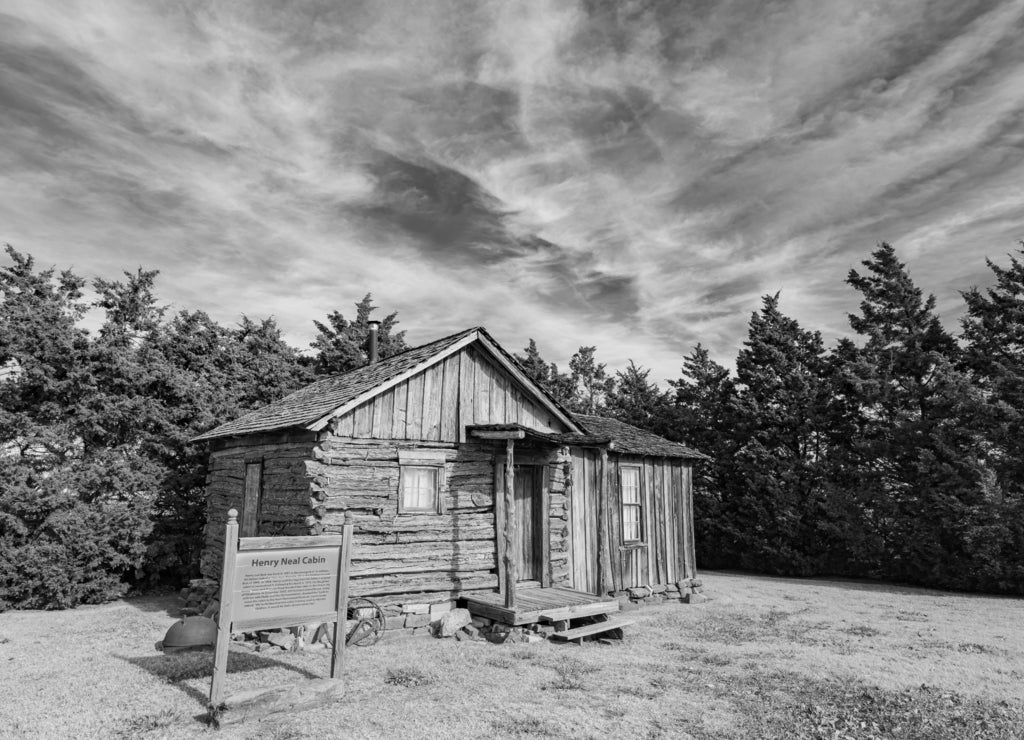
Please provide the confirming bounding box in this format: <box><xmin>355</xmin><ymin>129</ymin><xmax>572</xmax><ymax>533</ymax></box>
<box><xmin>1</xmin><ymin>572</ymin><xmax>1022</xmax><ymax>739</ymax></box>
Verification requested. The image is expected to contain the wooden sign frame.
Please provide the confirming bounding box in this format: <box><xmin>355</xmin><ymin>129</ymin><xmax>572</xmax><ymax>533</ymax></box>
<box><xmin>207</xmin><ymin>509</ymin><xmax>354</xmax><ymax>726</ymax></box>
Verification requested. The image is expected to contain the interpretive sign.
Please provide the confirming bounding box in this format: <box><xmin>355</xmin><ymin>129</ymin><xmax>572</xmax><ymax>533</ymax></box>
<box><xmin>208</xmin><ymin>509</ymin><xmax>354</xmax><ymax>727</ymax></box>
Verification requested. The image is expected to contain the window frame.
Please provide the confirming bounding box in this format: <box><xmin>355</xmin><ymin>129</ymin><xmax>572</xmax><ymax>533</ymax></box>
<box><xmin>619</xmin><ymin>465</ymin><xmax>643</xmax><ymax>544</ymax></box>
<box><xmin>397</xmin><ymin>449</ymin><xmax>446</xmax><ymax>515</ymax></box>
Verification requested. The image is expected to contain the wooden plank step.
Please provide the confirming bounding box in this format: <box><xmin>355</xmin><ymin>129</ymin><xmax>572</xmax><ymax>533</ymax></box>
<box><xmin>550</xmin><ymin>617</ymin><xmax>635</xmax><ymax>642</ymax></box>
<box><xmin>539</xmin><ymin>600</ymin><xmax>621</xmax><ymax>622</ymax></box>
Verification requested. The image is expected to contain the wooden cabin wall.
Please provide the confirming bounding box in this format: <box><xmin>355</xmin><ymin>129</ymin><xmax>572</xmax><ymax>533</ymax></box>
<box><xmin>200</xmin><ymin>432</ymin><xmax>319</xmax><ymax>580</ymax></box>
<box><xmin>308</xmin><ymin>435</ymin><xmax>501</xmax><ymax>605</ymax></box>
<box><xmin>329</xmin><ymin>346</ymin><xmax>569</xmax><ymax>443</ymax></box>
<box><xmin>567</xmin><ymin>451</ymin><xmax>697</xmax><ymax>595</ymax></box>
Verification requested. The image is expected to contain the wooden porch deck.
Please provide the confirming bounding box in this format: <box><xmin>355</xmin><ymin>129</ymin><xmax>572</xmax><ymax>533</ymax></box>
<box><xmin>462</xmin><ymin>585</ymin><xmax>620</xmax><ymax>626</ymax></box>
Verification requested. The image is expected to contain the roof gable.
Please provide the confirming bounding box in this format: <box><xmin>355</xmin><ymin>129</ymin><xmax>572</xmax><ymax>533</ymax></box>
<box><xmin>193</xmin><ymin>327</ymin><xmax>581</xmax><ymax>441</ymax></box>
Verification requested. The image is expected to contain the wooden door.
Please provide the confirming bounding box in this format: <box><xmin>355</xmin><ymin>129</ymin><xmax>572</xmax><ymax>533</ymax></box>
<box><xmin>514</xmin><ymin>465</ymin><xmax>543</xmax><ymax>582</ymax></box>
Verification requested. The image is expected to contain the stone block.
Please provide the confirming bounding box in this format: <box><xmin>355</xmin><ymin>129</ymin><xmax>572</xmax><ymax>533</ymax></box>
<box><xmin>436</xmin><ymin>608</ymin><xmax>472</xmax><ymax>638</ymax></box>
<box><xmin>692</xmin><ymin>578</ymin><xmax>703</xmax><ymax>588</ymax></box>
<box><xmin>685</xmin><ymin>593</ymin><xmax>707</xmax><ymax>604</ymax></box>
<box><xmin>651</xmin><ymin>583</ymin><xmax>667</xmax><ymax>594</ymax></box>
<box><xmin>462</xmin><ymin>624</ymin><xmax>481</xmax><ymax>639</ymax></box>
<box><xmin>471</xmin><ymin>616</ymin><xmax>492</xmax><ymax>629</ymax></box>
<box><xmin>484</xmin><ymin>631</ymin><xmax>509</xmax><ymax>644</ymax></box>
<box><xmin>429</xmin><ymin>601</ymin><xmax>453</xmax><ymax>615</ymax></box>
<box><xmin>628</xmin><ymin>586</ymin><xmax>651</xmax><ymax>599</ymax></box>
<box><xmin>402</xmin><ymin>603</ymin><xmax>430</xmax><ymax>615</ymax></box>
<box><xmin>404</xmin><ymin>614</ymin><xmax>431</xmax><ymax>629</ymax></box>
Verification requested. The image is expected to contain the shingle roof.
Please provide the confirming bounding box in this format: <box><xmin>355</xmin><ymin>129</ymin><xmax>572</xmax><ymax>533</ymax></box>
<box><xmin>468</xmin><ymin>417</ymin><xmax>709</xmax><ymax>460</ymax></box>
<box><xmin>572</xmin><ymin>414</ymin><xmax>710</xmax><ymax>460</ymax></box>
<box><xmin>192</xmin><ymin>327</ymin><xmax>479</xmax><ymax>441</ymax></box>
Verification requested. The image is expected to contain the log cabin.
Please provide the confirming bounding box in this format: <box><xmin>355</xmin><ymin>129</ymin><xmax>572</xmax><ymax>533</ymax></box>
<box><xmin>193</xmin><ymin>326</ymin><xmax>707</xmax><ymax>629</ymax></box>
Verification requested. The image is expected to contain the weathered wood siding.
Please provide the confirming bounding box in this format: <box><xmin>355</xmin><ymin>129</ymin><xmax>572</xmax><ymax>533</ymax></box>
<box><xmin>309</xmin><ymin>436</ymin><xmax>502</xmax><ymax>604</ymax></box>
<box><xmin>200</xmin><ymin>432</ymin><xmax>320</xmax><ymax>580</ymax></box>
<box><xmin>329</xmin><ymin>345</ymin><xmax>569</xmax><ymax>442</ymax></box>
<box><xmin>567</xmin><ymin>449</ymin><xmax>696</xmax><ymax>595</ymax></box>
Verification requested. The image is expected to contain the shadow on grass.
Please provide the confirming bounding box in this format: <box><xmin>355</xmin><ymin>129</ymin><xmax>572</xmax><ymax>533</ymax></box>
<box><xmin>117</xmin><ymin>648</ymin><xmax>322</xmax><ymax>709</ymax></box>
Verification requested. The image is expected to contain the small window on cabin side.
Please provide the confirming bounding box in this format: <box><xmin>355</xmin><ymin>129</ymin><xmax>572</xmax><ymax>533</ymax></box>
<box><xmin>397</xmin><ymin>449</ymin><xmax>446</xmax><ymax>515</ymax></box>
<box><xmin>400</xmin><ymin>467</ymin><xmax>439</xmax><ymax>513</ymax></box>
<box><xmin>621</xmin><ymin>466</ymin><xmax>642</xmax><ymax>543</ymax></box>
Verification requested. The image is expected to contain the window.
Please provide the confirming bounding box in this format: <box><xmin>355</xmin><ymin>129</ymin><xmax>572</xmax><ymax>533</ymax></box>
<box><xmin>398</xmin><ymin>449</ymin><xmax>446</xmax><ymax>514</ymax></box>
<box><xmin>401</xmin><ymin>467</ymin><xmax>439</xmax><ymax>512</ymax></box>
<box><xmin>620</xmin><ymin>466</ymin><xmax>642</xmax><ymax>543</ymax></box>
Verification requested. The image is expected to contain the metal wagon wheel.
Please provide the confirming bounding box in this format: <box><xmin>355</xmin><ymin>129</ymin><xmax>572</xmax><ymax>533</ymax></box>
<box><xmin>345</xmin><ymin>597</ymin><xmax>386</xmax><ymax>647</ymax></box>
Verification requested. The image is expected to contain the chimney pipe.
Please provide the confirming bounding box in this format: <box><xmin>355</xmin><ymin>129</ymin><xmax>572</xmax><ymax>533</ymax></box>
<box><xmin>367</xmin><ymin>320</ymin><xmax>380</xmax><ymax>364</ymax></box>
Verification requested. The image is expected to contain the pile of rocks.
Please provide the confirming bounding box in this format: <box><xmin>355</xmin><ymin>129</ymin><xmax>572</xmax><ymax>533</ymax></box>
<box><xmin>613</xmin><ymin>578</ymin><xmax>707</xmax><ymax>608</ymax></box>
<box><xmin>180</xmin><ymin>578</ymin><xmax>219</xmax><ymax>616</ymax></box>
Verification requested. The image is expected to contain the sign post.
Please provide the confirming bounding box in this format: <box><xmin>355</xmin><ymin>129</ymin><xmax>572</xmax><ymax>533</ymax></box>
<box><xmin>207</xmin><ymin>509</ymin><xmax>354</xmax><ymax>726</ymax></box>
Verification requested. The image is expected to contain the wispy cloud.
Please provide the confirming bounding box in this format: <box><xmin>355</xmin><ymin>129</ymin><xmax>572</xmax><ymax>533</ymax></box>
<box><xmin>2</xmin><ymin>0</ymin><xmax>1023</xmax><ymax>382</ymax></box>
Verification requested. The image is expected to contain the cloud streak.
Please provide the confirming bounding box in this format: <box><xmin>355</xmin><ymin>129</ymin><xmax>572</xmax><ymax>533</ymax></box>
<box><xmin>2</xmin><ymin>0</ymin><xmax>1023</xmax><ymax>382</ymax></box>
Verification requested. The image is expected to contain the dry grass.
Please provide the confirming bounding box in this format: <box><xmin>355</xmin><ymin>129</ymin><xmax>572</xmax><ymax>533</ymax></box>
<box><xmin>1</xmin><ymin>573</ymin><xmax>1022</xmax><ymax>738</ymax></box>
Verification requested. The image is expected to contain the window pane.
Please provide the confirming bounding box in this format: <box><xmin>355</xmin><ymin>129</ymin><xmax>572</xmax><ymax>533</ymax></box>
<box><xmin>621</xmin><ymin>468</ymin><xmax>640</xmax><ymax>504</ymax></box>
<box><xmin>402</xmin><ymin>467</ymin><xmax>438</xmax><ymax>511</ymax></box>
<box><xmin>623</xmin><ymin>504</ymin><xmax>641</xmax><ymax>541</ymax></box>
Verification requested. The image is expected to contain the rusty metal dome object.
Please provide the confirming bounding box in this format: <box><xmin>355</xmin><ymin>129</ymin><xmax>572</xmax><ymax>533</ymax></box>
<box><xmin>162</xmin><ymin>616</ymin><xmax>217</xmax><ymax>652</ymax></box>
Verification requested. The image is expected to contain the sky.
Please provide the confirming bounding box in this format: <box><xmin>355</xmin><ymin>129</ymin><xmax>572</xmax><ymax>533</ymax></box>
<box><xmin>2</xmin><ymin>0</ymin><xmax>1024</xmax><ymax>385</ymax></box>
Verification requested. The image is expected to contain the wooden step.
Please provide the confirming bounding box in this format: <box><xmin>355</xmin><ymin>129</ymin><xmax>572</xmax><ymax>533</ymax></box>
<box><xmin>550</xmin><ymin>617</ymin><xmax>635</xmax><ymax>642</ymax></box>
<box><xmin>538</xmin><ymin>600</ymin><xmax>620</xmax><ymax>623</ymax></box>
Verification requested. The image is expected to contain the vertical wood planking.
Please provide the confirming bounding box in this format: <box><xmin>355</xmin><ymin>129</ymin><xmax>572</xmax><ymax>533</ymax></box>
<box><xmin>405</xmin><ymin>372</ymin><xmax>425</xmax><ymax>439</ymax></box>
<box><xmin>541</xmin><ymin>466</ymin><xmax>551</xmax><ymax>587</ymax></box>
<box><xmin>335</xmin><ymin>411</ymin><xmax>355</xmax><ymax>438</ymax></box>
<box><xmin>370</xmin><ymin>393</ymin><xmax>384</xmax><ymax>439</ymax></box>
<box><xmin>655</xmin><ymin>462</ymin><xmax>671</xmax><ymax>585</ymax></box>
<box><xmin>241</xmin><ymin>462</ymin><xmax>261</xmax><ymax>537</ymax></box>
<box><xmin>510</xmin><ymin>388</ymin><xmax>521</xmax><ymax>424</ymax></box>
<box><xmin>586</xmin><ymin>450</ymin><xmax>599</xmax><ymax>594</ymax></box>
<box><xmin>652</xmin><ymin>461</ymin><xmax>664</xmax><ymax>585</ymax></box>
<box><xmin>607</xmin><ymin>458</ymin><xmax>622</xmax><ymax>591</ymax></box>
<box><xmin>389</xmin><ymin>382</ymin><xmax>406</xmax><ymax>438</ymax></box>
<box><xmin>494</xmin><ymin>372</ymin><xmax>507</xmax><ymax>423</ymax></box>
<box><xmin>642</xmin><ymin>460</ymin><xmax>654</xmax><ymax>586</ymax></box>
<box><xmin>570</xmin><ymin>450</ymin><xmax>586</xmax><ymax>591</ymax></box>
<box><xmin>440</xmin><ymin>355</ymin><xmax>460</xmax><ymax>442</ymax></box>
<box><xmin>423</xmin><ymin>363</ymin><xmax>442</xmax><ymax>441</ymax></box>
<box><xmin>458</xmin><ymin>348</ymin><xmax>474</xmax><ymax>441</ymax></box>
<box><xmin>378</xmin><ymin>389</ymin><xmax>396</xmax><ymax>439</ymax></box>
<box><xmin>473</xmin><ymin>353</ymin><xmax>489</xmax><ymax>424</ymax></box>
<box><xmin>684</xmin><ymin>464</ymin><xmax>696</xmax><ymax>578</ymax></box>
<box><xmin>353</xmin><ymin>402</ymin><xmax>372</xmax><ymax>437</ymax></box>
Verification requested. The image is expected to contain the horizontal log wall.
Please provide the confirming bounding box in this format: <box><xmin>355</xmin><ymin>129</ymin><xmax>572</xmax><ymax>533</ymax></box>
<box><xmin>329</xmin><ymin>345</ymin><xmax>569</xmax><ymax>442</ymax></box>
<box><xmin>311</xmin><ymin>436</ymin><xmax>502</xmax><ymax>604</ymax></box>
<box><xmin>567</xmin><ymin>449</ymin><xmax>697</xmax><ymax>595</ymax></box>
<box><xmin>200</xmin><ymin>433</ymin><xmax>319</xmax><ymax>580</ymax></box>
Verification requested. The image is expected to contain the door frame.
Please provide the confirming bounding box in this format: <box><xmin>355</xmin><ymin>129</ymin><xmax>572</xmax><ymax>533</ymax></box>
<box><xmin>495</xmin><ymin>455</ymin><xmax>551</xmax><ymax>591</ymax></box>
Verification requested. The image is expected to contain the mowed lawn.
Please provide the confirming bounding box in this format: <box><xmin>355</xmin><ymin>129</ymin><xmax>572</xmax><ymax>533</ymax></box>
<box><xmin>1</xmin><ymin>572</ymin><xmax>1022</xmax><ymax>739</ymax></box>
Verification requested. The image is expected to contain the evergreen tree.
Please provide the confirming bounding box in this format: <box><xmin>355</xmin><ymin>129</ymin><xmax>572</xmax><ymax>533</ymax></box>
<box><xmin>567</xmin><ymin>345</ymin><xmax>615</xmax><ymax>414</ymax></box>
<box><xmin>840</xmin><ymin>243</ymin><xmax>992</xmax><ymax>587</ymax></box>
<box><xmin>605</xmin><ymin>360</ymin><xmax>667</xmax><ymax>430</ymax></box>
<box><xmin>725</xmin><ymin>294</ymin><xmax>848</xmax><ymax>574</ymax></box>
<box><xmin>665</xmin><ymin>344</ymin><xmax>737</xmax><ymax>569</ymax></box>
<box><xmin>310</xmin><ymin>294</ymin><xmax>407</xmax><ymax>374</ymax></box>
<box><xmin>961</xmin><ymin>245</ymin><xmax>1024</xmax><ymax>497</ymax></box>
<box><xmin>514</xmin><ymin>339</ymin><xmax>552</xmax><ymax>387</ymax></box>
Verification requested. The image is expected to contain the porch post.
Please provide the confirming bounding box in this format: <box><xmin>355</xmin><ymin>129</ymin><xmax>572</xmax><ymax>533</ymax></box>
<box><xmin>597</xmin><ymin>448</ymin><xmax>613</xmax><ymax>595</ymax></box>
<box><xmin>503</xmin><ymin>439</ymin><xmax>516</xmax><ymax>609</ymax></box>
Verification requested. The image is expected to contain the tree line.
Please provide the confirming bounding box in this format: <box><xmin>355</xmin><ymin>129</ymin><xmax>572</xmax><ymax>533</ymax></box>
<box><xmin>523</xmin><ymin>243</ymin><xmax>1023</xmax><ymax>595</ymax></box>
<box><xmin>1</xmin><ymin>242</ymin><xmax>1022</xmax><ymax>609</ymax></box>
